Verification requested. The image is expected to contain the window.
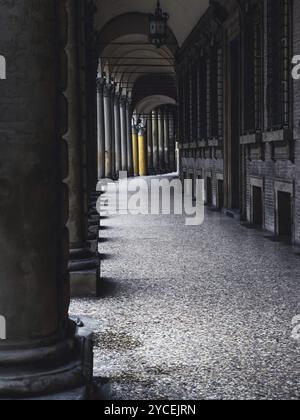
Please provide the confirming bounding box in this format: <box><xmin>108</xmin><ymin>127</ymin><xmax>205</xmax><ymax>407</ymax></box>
<box><xmin>207</xmin><ymin>46</ymin><xmax>223</xmax><ymax>139</ymax></box>
<box><xmin>191</xmin><ymin>62</ymin><xmax>198</xmax><ymax>141</ymax></box>
<box><xmin>198</xmin><ymin>55</ymin><xmax>208</xmax><ymax>140</ymax></box>
<box><xmin>243</xmin><ymin>1</ymin><xmax>263</xmax><ymax>134</ymax></box>
<box><xmin>267</xmin><ymin>0</ymin><xmax>291</xmax><ymax>130</ymax></box>
<box><xmin>178</xmin><ymin>72</ymin><xmax>185</xmax><ymax>143</ymax></box>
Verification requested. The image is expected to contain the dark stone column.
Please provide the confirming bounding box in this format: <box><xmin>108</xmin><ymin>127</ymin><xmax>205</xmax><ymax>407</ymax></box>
<box><xmin>111</xmin><ymin>84</ymin><xmax>116</xmax><ymax>179</ymax></box>
<box><xmin>163</xmin><ymin>107</ymin><xmax>170</xmax><ymax>172</ymax></box>
<box><xmin>126</xmin><ymin>97</ymin><xmax>134</xmax><ymax>176</ymax></box>
<box><xmin>147</xmin><ymin>113</ymin><xmax>153</xmax><ymax>175</ymax></box>
<box><xmin>114</xmin><ymin>89</ymin><xmax>122</xmax><ymax>177</ymax></box>
<box><xmin>152</xmin><ymin>109</ymin><xmax>159</xmax><ymax>173</ymax></box>
<box><xmin>97</xmin><ymin>77</ymin><xmax>105</xmax><ymax>179</ymax></box>
<box><xmin>169</xmin><ymin>109</ymin><xmax>176</xmax><ymax>172</ymax></box>
<box><xmin>103</xmin><ymin>80</ymin><xmax>113</xmax><ymax>179</ymax></box>
<box><xmin>66</xmin><ymin>0</ymin><xmax>98</xmax><ymax>297</ymax></box>
<box><xmin>84</xmin><ymin>1</ymin><xmax>98</xmax><ymax>195</ymax></box>
<box><xmin>120</xmin><ymin>94</ymin><xmax>128</xmax><ymax>172</ymax></box>
<box><xmin>0</xmin><ymin>0</ymin><xmax>92</xmax><ymax>399</ymax></box>
<box><xmin>158</xmin><ymin>108</ymin><xmax>165</xmax><ymax>172</ymax></box>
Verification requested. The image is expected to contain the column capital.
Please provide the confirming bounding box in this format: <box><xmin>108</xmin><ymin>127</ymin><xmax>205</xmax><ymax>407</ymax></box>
<box><xmin>152</xmin><ymin>109</ymin><xmax>158</xmax><ymax>118</ymax></box>
<box><xmin>113</xmin><ymin>87</ymin><xmax>121</xmax><ymax>104</ymax></box>
<box><xmin>103</xmin><ymin>80</ymin><xmax>114</xmax><ymax>97</ymax></box>
<box><xmin>96</xmin><ymin>77</ymin><xmax>105</xmax><ymax>93</ymax></box>
<box><xmin>157</xmin><ymin>108</ymin><xmax>163</xmax><ymax>118</ymax></box>
<box><xmin>120</xmin><ymin>94</ymin><xmax>128</xmax><ymax>107</ymax></box>
<box><xmin>138</xmin><ymin>126</ymin><xmax>147</xmax><ymax>136</ymax></box>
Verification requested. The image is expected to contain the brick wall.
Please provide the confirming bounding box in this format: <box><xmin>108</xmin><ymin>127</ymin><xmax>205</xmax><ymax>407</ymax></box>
<box><xmin>293</xmin><ymin>0</ymin><xmax>300</xmax><ymax>244</ymax></box>
<box><xmin>178</xmin><ymin>0</ymin><xmax>300</xmax><ymax>245</ymax></box>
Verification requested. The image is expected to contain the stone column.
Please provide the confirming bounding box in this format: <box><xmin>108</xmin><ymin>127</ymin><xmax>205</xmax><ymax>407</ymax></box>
<box><xmin>163</xmin><ymin>107</ymin><xmax>170</xmax><ymax>172</ymax></box>
<box><xmin>0</xmin><ymin>0</ymin><xmax>92</xmax><ymax>399</ymax></box>
<box><xmin>126</xmin><ymin>98</ymin><xmax>134</xmax><ymax>176</ymax></box>
<box><xmin>103</xmin><ymin>80</ymin><xmax>113</xmax><ymax>179</ymax></box>
<box><xmin>158</xmin><ymin>108</ymin><xmax>165</xmax><ymax>172</ymax></box>
<box><xmin>114</xmin><ymin>90</ymin><xmax>122</xmax><ymax>177</ymax></box>
<box><xmin>85</xmin><ymin>1</ymin><xmax>98</xmax><ymax>195</ymax></box>
<box><xmin>77</xmin><ymin>0</ymin><xmax>89</xmax><ymax>244</ymax></box>
<box><xmin>111</xmin><ymin>85</ymin><xmax>116</xmax><ymax>179</ymax></box>
<box><xmin>138</xmin><ymin>125</ymin><xmax>148</xmax><ymax>176</ymax></box>
<box><xmin>132</xmin><ymin>121</ymin><xmax>139</xmax><ymax>177</ymax></box>
<box><xmin>152</xmin><ymin>109</ymin><xmax>159</xmax><ymax>173</ymax></box>
<box><xmin>147</xmin><ymin>113</ymin><xmax>153</xmax><ymax>175</ymax></box>
<box><xmin>169</xmin><ymin>109</ymin><xmax>176</xmax><ymax>172</ymax></box>
<box><xmin>96</xmin><ymin>78</ymin><xmax>105</xmax><ymax>179</ymax></box>
<box><xmin>120</xmin><ymin>94</ymin><xmax>128</xmax><ymax>172</ymax></box>
<box><xmin>66</xmin><ymin>0</ymin><xmax>98</xmax><ymax>297</ymax></box>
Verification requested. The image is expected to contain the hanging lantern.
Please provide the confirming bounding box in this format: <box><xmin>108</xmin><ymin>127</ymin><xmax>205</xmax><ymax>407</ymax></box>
<box><xmin>149</xmin><ymin>0</ymin><xmax>169</xmax><ymax>48</ymax></box>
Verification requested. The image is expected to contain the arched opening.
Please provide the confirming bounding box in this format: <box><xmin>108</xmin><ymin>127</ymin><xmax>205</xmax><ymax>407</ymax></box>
<box><xmin>95</xmin><ymin>12</ymin><xmax>178</xmax><ymax>179</ymax></box>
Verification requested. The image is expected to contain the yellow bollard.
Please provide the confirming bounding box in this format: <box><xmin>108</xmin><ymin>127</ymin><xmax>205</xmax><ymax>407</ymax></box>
<box><xmin>132</xmin><ymin>128</ymin><xmax>139</xmax><ymax>177</ymax></box>
<box><xmin>138</xmin><ymin>128</ymin><xmax>147</xmax><ymax>176</ymax></box>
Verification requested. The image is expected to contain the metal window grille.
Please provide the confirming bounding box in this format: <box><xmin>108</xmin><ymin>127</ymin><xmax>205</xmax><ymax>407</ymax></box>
<box><xmin>267</xmin><ymin>0</ymin><xmax>291</xmax><ymax>130</ymax></box>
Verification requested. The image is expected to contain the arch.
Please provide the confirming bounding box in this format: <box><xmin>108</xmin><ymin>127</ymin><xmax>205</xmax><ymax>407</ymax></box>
<box><xmin>134</xmin><ymin>95</ymin><xmax>177</xmax><ymax>114</ymax></box>
<box><xmin>94</xmin><ymin>1</ymin><xmax>210</xmax><ymax>47</ymax></box>
<box><xmin>96</xmin><ymin>12</ymin><xmax>178</xmax><ymax>105</ymax></box>
<box><xmin>99</xmin><ymin>34</ymin><xmax>176</xmax><ymax>87</ymax></box>
<box><xmin>96</xmin><ymin>12</ymin><xmax>178</xmax><ymax>56</ymax></box>
<box><xmin>132</xmin><ymin>73</ymin><xmax>176</xmax><ymax>110</ymax></box>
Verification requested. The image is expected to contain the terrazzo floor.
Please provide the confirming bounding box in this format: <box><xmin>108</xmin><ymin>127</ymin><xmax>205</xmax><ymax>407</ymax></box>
<box><xmin>70</xmin><ymin>175</ymin><xmax>300</xmax><ymax>400</ymax></box>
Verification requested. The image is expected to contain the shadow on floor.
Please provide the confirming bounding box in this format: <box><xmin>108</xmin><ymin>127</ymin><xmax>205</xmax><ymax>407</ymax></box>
<box><xmin>98</xmin><ymin>237</ymin><xmax>118</xmax><ymax>244</ymax></box>
<box><xmin>99</xmin><ymin>226</ymin><xmax>112</xmax><ymax>231</ymax></box>
<box><xmin>241</xmin><ymin>222</ymin><xmax>262</xmax><ymax>230</ymax></box>
<box><xmin>90</xmin><ymin>377</ymin><xmax>112</xmax><ymax>401</ymax></box>
<box><xmin>263</xmin><ymin>235</ymin><xmax>292</xmax><ymax>245</ymax></box>
<box><xmin>99</xmin><ymin>277</ymin><xmax>120</xmax><ymax>298</ymax></box>
<box><xmin>99</xmin><ymin>253</ymin><xmax>115</xmax><ymax>261</ymax></box>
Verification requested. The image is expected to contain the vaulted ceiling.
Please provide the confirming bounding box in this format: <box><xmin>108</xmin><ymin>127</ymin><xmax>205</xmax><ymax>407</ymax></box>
<box><xmin>95</xmin><ymin>0</ymin><xmax>210</xmax><ymax>47</ymax></box>
<box><xmin>95</xmin><ymin>0</ymin><xmax>210</xmax><ymax>113</ymax></box>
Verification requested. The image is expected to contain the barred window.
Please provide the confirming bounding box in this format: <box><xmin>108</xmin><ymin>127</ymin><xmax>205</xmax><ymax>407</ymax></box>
<box><xmin>243</xmin><ymin>1</ymin><xmax>263</xmax><ymax>134</ymax></box>
<box><xmin>267</xmin><ymin>0</ymin><xmax>291</xmax><ymax>130</ymax></box>
<box><xmin>217</xmin><ymin>48</ymin><xmax>224</xmax><ymax>140</ymax></box>
<box><xmin>188</xmin><ymin>65</ymin><xmax>194</xmax><ymax>141</ymax></box>
<box><xmin>185</xmin><ymin>67</ymin><xmax>191</xmax><ymax>142</ymax></box>
<box><xmin>191</xmin><ymin>62</ymin><xmax>198</xmax><ymax>141</ymax></box>
<box><xmin>207</xmin><ymin>46</ymin><xmax>223</xmax><ymax>139</ymax></box>
<box><xmin>178</xmin><ymin>74</ymin><xmax>185</xmax><ymax>143</ymax></box>
<box><xmin>198</xmin><ymin>56</ymin><xmax>208</xmax><ymax>140</ymax></box>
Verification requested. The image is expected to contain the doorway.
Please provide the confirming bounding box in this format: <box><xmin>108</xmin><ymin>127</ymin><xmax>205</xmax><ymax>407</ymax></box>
<box><xmin>218</xmin><ymin>180</ymin><xmax>224</xmax><ymax>210</ymax></box>
<box><xmin>252</xmin><ymin>186</ymin><xmax>263</xmax><ymax>227</ymax></box>
<box><xmin>277</xmin><ymin>191</ymin><xmax>292</xmax><ymax>237</ymax></box>
<box><xmin>189</xmin><ymin>172</ymin><xmax>195</xmax><ymax>199</ymax></box>
<box><xmin>206</xmin><ymin>177</ymin><xmax>213</xmax><ymax>206</ymax></box>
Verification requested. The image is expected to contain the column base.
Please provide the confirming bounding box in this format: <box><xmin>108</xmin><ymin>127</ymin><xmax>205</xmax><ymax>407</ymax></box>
<box><xmin>89</xmin><ymin>218</ymin><xmax>100</xmax><ymax>228</ymax></box>
<box><xmin>0</xmin><ymin>324</ymin><xmax>93</xmax><ymax>400</ymax></box>
<box><xmin>69</xmin><ymin>248</ymin><xmax>98</xmax><ymax>269</ymax></box>
<box><xmin>70</xmin><ymin>269</ymin><xmax>100</xmax><ymax>297</ymax></box>
<box><xmin>69</xmin><ymin>248</ymin><xmax>100</xmax><ymax>297</ymax></box>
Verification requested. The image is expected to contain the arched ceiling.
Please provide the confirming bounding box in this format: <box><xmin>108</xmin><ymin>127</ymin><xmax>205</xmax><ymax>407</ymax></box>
<box><xmin>97</xmin><ymin>13</ymin><xmax>177</xmax><ymax>109</ymax></box>
<box><xmin>95</xmin><ymin>0</ymin><xmax>210</xmax><ymax>47</ymax></box>
<box><xmin>95</xmin><ymin>1</ymin><xmax>211</xmax><ymax>113</ymax></box>
<box><xmin>135</xmin><ymin>95</ymin><xmax>176</xmax><ymax>114</ymax></box>
<box><xmin>101</xmin><ymin>34</ymin><xmax>175</xmax><ymax>88</ymax></box>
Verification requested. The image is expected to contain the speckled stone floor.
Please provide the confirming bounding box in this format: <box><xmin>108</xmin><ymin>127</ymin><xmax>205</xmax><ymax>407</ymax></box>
<box><xmin>70</xmin><ymin>175</ymin><xmax>300</xmax><ymax>400</ymax></box>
